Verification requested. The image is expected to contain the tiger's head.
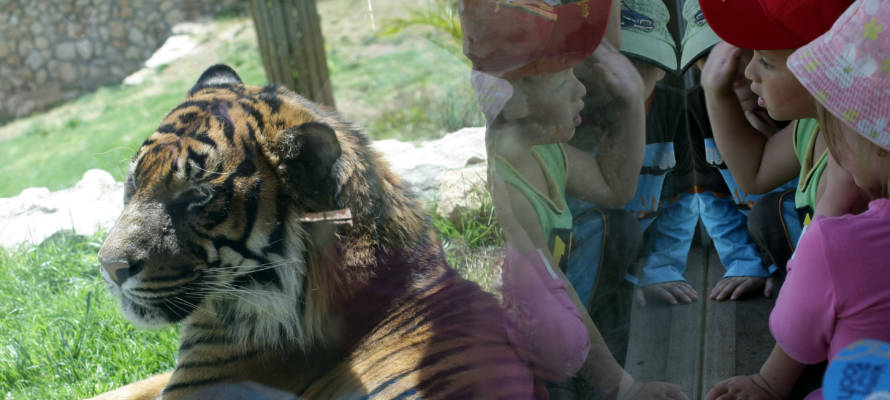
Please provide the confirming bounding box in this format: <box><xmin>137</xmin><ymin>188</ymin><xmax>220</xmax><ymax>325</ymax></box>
<box><xmin>98</xmin><ymin>65</ymin><xmax>428</xmax><ymax>348</ymax></box>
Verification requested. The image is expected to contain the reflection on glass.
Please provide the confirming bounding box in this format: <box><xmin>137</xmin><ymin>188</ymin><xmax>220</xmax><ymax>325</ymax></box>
<box><xmin>468</xmin><ymin>0</ymin><xmax>836</xmax><ymax>399</ymax></box>
<box><xmin>17</xmin><ymin>0</ymin><xmax>881</xmax><ymax>398</ymax></box>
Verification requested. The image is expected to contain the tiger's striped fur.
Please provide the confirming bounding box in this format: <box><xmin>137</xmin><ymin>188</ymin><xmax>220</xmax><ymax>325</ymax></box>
<box><xmin>94</xmin><ymin>65</ymin><xmax>534</xmax><ymax>399</ymax></box>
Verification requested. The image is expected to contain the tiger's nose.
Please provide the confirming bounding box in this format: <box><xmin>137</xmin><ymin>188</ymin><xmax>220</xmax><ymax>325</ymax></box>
<box><xmin>99</xmin><ymin>257</ymin><xmax>131</xmax><ymax>285</ymax></box>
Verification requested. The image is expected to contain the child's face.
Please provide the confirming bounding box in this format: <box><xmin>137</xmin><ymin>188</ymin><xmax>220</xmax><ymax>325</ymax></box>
<box><xmin>744</xmin><ymin>49</ymin><xmax>815</xmax><ymax>121</ymax></box>
<box><xmin>830</xmin><ymin>122</ymin><xmax>889</xmax><ymax>195</ymax></box>
<box><xmin>513</xmin><ymin>68</ymin><xmax>587</xmax><ymax>144</ymax></box>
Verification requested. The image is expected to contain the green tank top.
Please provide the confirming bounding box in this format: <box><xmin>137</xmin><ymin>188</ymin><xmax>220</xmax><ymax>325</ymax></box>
<box><xmin>793</xmin><ymin>118</ymin><xmax>828</xmax><ymax>213</ymax></box>
<box><xmin>493</xmin><ymin>143</ymin><xmax>573</xmax><ymax>269</ymax></box>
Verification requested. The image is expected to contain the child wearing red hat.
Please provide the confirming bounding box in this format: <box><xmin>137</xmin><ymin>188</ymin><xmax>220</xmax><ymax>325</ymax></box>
<box><xmin>698</xmin><ymin>0</ymin><xmax>864</xmax><ymax>237</ymax></box>
<box><xmin>462</xmin><ymin>1</ymin><xmax>688</xmax><ymax>399</ymax></box>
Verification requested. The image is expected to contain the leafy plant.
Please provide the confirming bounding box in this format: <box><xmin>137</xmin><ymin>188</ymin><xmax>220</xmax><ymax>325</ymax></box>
<box><xmin>380</xmin><ymin>0</ymin><xmax>466</xmax><ymax>62</ymax></box>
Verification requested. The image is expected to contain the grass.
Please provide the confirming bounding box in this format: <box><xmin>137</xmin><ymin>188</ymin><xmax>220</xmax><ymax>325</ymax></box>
<box><xmin>431</xmin><ymin>188</ymin><xmax>504</xmax><ymax>293</ymax></box>
<box><xmin>0</xmin><ymin>231</ymin><xmax>179</xmax><ymax>399</ymax></box>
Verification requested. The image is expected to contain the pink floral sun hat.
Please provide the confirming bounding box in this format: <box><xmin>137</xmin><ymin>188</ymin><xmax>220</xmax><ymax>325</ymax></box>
<box><xmin>787</xmin><ymin>0</ymin><xmax>890</xmax><ymax>150</ymax></box>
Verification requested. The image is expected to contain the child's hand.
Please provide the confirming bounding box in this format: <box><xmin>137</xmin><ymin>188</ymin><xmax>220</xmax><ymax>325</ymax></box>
<box><xmin>710</xmin><ymin>276</ymin><xmax>777</xmax><ymax>301</ymax></box>
<box><xmin>634</xmin><ymin>281</ymin><xmax>699</xmax><ymax>307</ymax></box>
<box><xmin>731</xmin><ymin>63</ymin><xmax>780</xmax><ymax>135</ymax></box>
<box><xmin>700</xmin><ymin>42</ymin><xmax>744</xmax><ymax>96</ymax></box>
<box><xmin>706</xmin><ymin>374</ymin><xmax>781</xmax><ymax>400</ymax></box>
<box><xmin>583</xmin><ymin>41</ymin><xmax>646</xmax><ymax>108</ymax></box>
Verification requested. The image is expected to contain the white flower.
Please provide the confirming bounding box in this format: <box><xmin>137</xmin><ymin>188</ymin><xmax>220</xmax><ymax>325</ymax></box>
<box><xmin>825</xmin><ymin>44</ymin><xmax>878</xmax><ymax>88</ymax></box>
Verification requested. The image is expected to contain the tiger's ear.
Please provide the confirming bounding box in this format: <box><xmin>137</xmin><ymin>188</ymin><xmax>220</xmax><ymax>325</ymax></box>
<box><xmin>190</xmin><ymin>64</ymin><xmax>243</xmax><ymax>94</ymax></box>
<box><xmin>274</xmin><ymin>122</ymin><xmax>342</xmax><ymax>209</ymax></box>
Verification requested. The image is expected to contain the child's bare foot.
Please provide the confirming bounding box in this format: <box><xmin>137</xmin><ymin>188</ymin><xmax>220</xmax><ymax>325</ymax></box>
<box><xmin>710</xmin><ymin>276</ymin><xmax>777</xmax><ymax>301</ymax></box>
<box><xmin>634</xmin><ymin>281</ymin><xmax>699</xmax><ymax>306</ymax></box>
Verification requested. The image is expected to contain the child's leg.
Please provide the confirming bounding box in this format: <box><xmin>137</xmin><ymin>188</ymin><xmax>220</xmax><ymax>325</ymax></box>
<box><xmin>564</xmin><ymin>205</ymin><xmax>642</xmax><ymax>310</ymax></box>
<box><xmin>746</xmin><ymin>189</ymin><xmax>803</xmax><ymax>279</ymax></box>
<box><xmin>564</xmin><ymin>203</ymin><xmax>607</xmax><ymax>310</ymax></box>
<box><xmin>697</xmin><ymin>190</ymin><xmax>779</xmax><ymax>300</ymax></box>
<box><xmin>575</xmin><ymin>208</ymin><xmax>641</xmax><ymax>366</ymax></box>
<box><xmin>697</xmin><ymin>191</ymin><xmax>766</xmax><ymax>276</ymax></box>
<box><xmin>632</xmin><ymin>192</ymin><xmax>700</xmax><ymax>303</ymax></box>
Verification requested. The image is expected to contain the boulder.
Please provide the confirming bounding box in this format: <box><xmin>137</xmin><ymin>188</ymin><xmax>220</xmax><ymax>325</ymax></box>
<box><xmin>372</xmin><ymin>127</ymin><xmax>488</xmax><ymax>222</ymax></box>
<box><xmin>0</xmin><ymin>169</ymin><xmax>123</xmax><ymax>248</ymax></box>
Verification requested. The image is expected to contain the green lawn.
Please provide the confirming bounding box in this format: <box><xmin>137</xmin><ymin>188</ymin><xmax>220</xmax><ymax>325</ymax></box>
<box><xmin>0</xmin><ymin>231</ymin><xmax>180</xmax><ymax>399</ymax></box>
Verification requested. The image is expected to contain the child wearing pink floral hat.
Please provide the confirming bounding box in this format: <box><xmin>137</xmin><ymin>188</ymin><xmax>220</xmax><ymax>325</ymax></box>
<box><xmin>706</xmin><ymin>1</ymin><xmax>890</xmax><ymax>399</ymax></box>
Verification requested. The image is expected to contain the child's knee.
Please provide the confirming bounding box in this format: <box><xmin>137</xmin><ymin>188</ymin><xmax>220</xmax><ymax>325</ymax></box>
<box><xmin>746</xmin><ymin>191</ymin><xmax>785</xmax><ymax>242</ymax></box>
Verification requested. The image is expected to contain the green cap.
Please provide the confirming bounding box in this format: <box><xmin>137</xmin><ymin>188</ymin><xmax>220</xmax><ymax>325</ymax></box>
<box><xmin>679</xmin><ymin>0</ymin><xmax>721</xmax><ymax>72</ymax></box>
<box><xmin>619</xmin><ymin>0</ymin><xmax>678</xmax><ymax>72</ymax></box>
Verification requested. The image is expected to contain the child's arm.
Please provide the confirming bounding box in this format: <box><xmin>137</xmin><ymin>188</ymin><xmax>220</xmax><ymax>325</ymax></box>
<box><xmin>705</xmin><ymin>343</ymin><xmax>805</xmax><ymax>400</ymax></box>
<box><xmin>566</xmin><ymin>41</ymin><xmax>646</xmax><ymax>207</ymax></box>
<box><xmin>604</xmin><ymin>0</ymin><xmax>621</xmax><ymax>48</ymax></box>
<box><xmin>700</xmin><ymin>42</ymin><xmax>800</xmax><ymax>194</ymax></box>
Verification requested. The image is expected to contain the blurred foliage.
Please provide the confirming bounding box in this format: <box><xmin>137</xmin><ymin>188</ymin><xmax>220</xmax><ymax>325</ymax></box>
<box><xmin>380</xmin><ymin>0</ymin><xmax>465</xmax><ymax>63</ymax></box>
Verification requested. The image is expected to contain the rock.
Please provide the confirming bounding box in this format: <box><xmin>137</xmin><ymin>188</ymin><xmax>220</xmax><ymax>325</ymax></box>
<box><xmin>33</xmin><ymin>36</ymin><xmax>49</xmax><ymax>49</ymax></box>
<box><xmin>75</xmin><ymin>39</ymin><xmax>92</xmax><ymax>59</ymax></box>
<box><xmin>17</xmin><ymin>40</ymin><xmax>32</xmax><ymax>57</ymax></box>
<box><xmin>59</xmin><ymin>62</ymin><xmax>78</xmax><ymax>84</ymax></box>
<box><xmin>122</xmin><ymin>68</ymin><xmax>153</xmax><ymax>86</ymax></box>
<box><xmin>434</xmin><ymin>164</ymin><xmax>489</xmax><ymax>225</ymax></box>
<box><xmin>128</xmin><ymin>28</ymin><xmax>144</xmax><ymax>46</ymax></box>
<box><xmin>56</xmin><ymin>42</ymin><xmax>76</xmax><ymax>60</ymax></box>
<box><xmin>108</xmin><ymin>21</ymin><xmax>125</xmax><ymax>39</ymax></box>
<box><xmin>143</xmin><ymin>34</ymin><xmax>198</xmax><ymax>68</ymax></box>
<box><xmin>372</xmin><ymin>127</ymin><xmax>488</xmax><ymax>220</ymax></box>
<box><xmin>35</xmin><ymin>69</ymin><xmax>47</xmax><ymax>85</ymax></box>
<box><xmin>24</xmin><ymin>52</ymin><xmax>43</xmax><ymax>70</ymax></box>
<box><xmin>4</xmin><ymin>83</ymin><xmax>63</xmax><ymax>119</ymax></box>
<box><xmin>0</xmin><ymin>169</ymin><xmax>123</xmax><ymax>248</ymax></box>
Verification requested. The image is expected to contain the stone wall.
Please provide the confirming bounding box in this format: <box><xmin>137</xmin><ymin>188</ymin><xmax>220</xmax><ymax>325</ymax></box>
<box><xmin>0</xmin><ymin>0</ymin><xmax>245</xmax><ymax>123</ymax></box>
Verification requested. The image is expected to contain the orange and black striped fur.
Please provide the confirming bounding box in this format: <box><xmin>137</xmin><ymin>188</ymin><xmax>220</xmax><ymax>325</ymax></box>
<box><xmin>93</xmin><ymin>65</ymin><xmax>533</xmax><ymax>399</ymax></box>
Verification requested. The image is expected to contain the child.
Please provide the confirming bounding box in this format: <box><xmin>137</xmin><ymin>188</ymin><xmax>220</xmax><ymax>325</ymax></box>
<box><xmin>461</xmin><ymin>1</ymin><xmax>688</xmax><ymax>399</ymax></box>
<box><xmin>608</xmin><ymin>0</ymin><xmax>782</xmax><ymax>307</ymax></box>
<box><xmin>565</xmin><ymin>0</ymin><xmax>676</xmax><ymax>328</ymax></box>
<box><xmin>706</xmin><ymin>1</ymin><xmax>890</xmax><ymax>398</ymax></box>
<box><xmin>605</xmin><ymin>0</ymin><xmax>702</xmax><ymax>308</ymax></box>
<box><xmin>698</xmin><ymin>0</ymin><xmax>862</xmax><ymax>282</ymax></box>
<box><xmin>681</xmin><ymin>0</ymin><xmax>803</xmax><ymax>302</ymax></box>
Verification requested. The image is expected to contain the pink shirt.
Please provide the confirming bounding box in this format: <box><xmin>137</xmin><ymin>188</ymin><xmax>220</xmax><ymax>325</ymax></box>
<box><xmin>770</xmin><ymin>198</ymin><xmax>890</xmax><ymax>365</ymax></box>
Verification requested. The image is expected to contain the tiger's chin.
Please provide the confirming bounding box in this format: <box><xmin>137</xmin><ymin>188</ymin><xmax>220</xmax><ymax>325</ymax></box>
<box><xmin>116</xmin><ymin>292</ymin><xmax>202</xmax><ymax>328</ymax></box>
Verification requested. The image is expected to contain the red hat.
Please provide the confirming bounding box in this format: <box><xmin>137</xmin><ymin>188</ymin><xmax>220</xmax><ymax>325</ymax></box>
<box><xmin>460</xmin><ymin>0</ymin><xmax>612</xmax><ymax>81</ymax></box>
<box><xmin>699</xmin><ymin>0</ymin><xmax>854</xmax><ymax>50</ymax></box>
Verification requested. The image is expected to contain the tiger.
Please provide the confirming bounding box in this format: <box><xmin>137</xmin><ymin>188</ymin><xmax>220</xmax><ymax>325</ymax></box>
<box><xmin>92</xmin><ymin>64</ymin><xmax>535</xmax><ymax>400</ymax></box>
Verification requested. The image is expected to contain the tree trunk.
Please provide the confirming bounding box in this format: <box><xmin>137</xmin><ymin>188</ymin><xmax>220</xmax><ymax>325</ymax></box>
<box><xmin>248</xmin><ymin>0</ymin><xmax>335</xmax><ymax>108</ymax></box>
